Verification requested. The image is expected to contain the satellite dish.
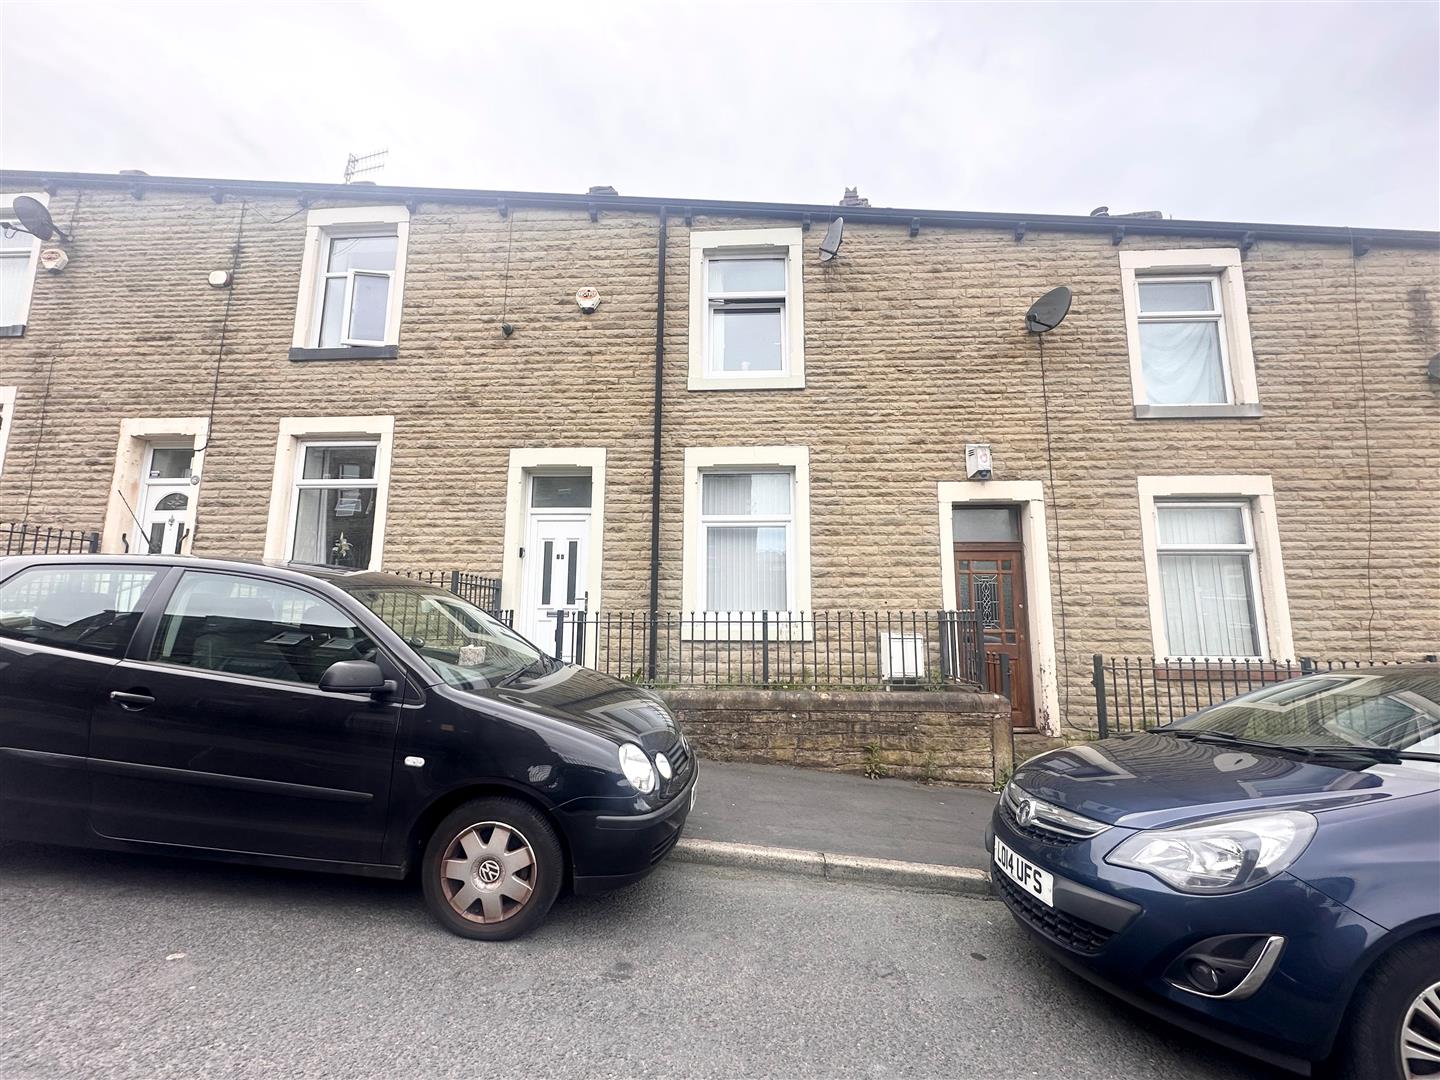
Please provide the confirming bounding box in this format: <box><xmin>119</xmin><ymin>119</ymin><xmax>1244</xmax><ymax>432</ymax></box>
<box><xmin>11</xmin><ymin>196</ymin><xmax>67</xmax><ymax>242</ymax></box>
<box><xmin>1025</xmin><ymin>286</ymin><xmax>1072</xmax><ymax>333</ymax></box>
<box><xmin>819</xmin><ymin>216</ymin><xmax>844</xmax><ymax>262</ymax></box>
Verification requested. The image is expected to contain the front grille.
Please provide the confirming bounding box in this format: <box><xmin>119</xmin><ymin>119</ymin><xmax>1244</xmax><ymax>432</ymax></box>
<box><xmin>999</xmin><ymin>798</ymin><xmax>1085</xmax><ymax>848</ymax></box>
<box><xmin>665</xmin><ymin>737</ymin><xmax>691</xmax><ymax>777</ymax></box>
<box><xmin>995</xmin><ymin>871</ymin><xmax>1115</xmax><ymax>955</ymax></box>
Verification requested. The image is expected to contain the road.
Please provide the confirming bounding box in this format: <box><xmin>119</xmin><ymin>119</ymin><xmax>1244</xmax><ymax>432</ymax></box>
<box><xmin>0</xmin><ymin>840</ymin><xmax>1282</xmax><ymax>1079</ymax></box>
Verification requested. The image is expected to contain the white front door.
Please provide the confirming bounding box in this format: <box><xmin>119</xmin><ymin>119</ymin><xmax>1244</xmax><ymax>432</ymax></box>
<box><xmin>136</xmin><ymin>444</ymin><xmax>196</xmax><ymax>555</ymax></box>
<box><xmin>522</xmin><ymin>515</ymin><xmax>589</xmax><ymax>656</ymax></box>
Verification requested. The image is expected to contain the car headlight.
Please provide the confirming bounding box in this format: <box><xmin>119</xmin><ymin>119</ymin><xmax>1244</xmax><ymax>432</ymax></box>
<box><xmin>618</xmin><ymin>743</ymin><xmax>657</xmax><ymax>795</ymax></box>
<box><xmin>1105</xmin><ymin>810</ymin><xmax>1317</xmax><ymax>895</ymax></box>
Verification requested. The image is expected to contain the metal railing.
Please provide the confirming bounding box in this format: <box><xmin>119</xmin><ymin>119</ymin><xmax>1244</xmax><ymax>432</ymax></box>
<box><xmin>390</xmin><ymin>569</ymin><xmax>502</xmax><ymax>614</ymax></box>
<box><xmin>1</xmin><ymin>522</ymin><xmax>101</xmax><ymax>557</ymax></box>
<box><xmin>532</xmin><ymin>609</ymin><xmax>984</xmax><ymax>690</ymax></box>
<box><xmin>1092</xmin><ymin>653</ymin><xmax>1440</xmax><ymax>737</ymax></box>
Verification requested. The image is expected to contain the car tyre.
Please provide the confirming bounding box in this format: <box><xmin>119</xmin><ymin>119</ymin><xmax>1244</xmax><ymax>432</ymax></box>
<box><xmin>421</xmin><ymin>797</ymin><xmax>564</xmax><ymax>941</ymax></box>
<box><xmin>1330</xmin><ymin>933</ymin><xmax>1440</xmax><ymax>1080</ymax></box>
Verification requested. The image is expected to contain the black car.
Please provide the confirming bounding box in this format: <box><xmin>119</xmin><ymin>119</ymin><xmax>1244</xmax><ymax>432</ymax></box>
<box><xmin>0</xmin><ymin>555</ymin><xmax>696</xmax><ymax>939</ymax></box>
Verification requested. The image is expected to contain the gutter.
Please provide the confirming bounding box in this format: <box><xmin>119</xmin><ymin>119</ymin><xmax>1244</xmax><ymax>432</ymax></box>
<box><xmin>2</xmin><ymin>170</ymin><xmax>1436</xmax><ymax>250</ymax></box>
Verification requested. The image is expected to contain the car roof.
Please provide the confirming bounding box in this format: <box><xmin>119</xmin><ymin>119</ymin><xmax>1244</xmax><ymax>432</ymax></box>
<box><xmin>0</xmin><ymin>553</ymin><xmax>438</xmax><ymax>592</ymax></box>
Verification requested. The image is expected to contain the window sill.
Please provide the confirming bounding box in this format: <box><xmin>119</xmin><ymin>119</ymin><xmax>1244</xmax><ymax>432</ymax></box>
<box><xmin>1134</xmin><ymin>403</ymin><xmax>1262</xmax><ymax>420</ymax></box>
<box><xmin>687</xmin><ymin>376</ymin><xmax>806</xmax><ymax>392</ymax></box>
<box><xmin>0</xmin><ymin>324</ymin><xmax>25</xmax><ymax>338</ymax></box>
<box><xmin>289</xmin><ymin>345</ymin><xmax>398</xmax><ymax>362</ymax></box>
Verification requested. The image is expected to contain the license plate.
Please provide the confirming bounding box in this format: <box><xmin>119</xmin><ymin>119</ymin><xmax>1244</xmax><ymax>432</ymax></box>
<box><xmin>994</xmin><ymin>836</ymin><xmax>1054</xmax><ymax>907</ymax></box>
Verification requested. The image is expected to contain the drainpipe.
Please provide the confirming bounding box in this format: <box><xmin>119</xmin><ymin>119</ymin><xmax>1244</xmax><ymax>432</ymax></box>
<box><xmin>646</xmin><ymin>207</ymin><xmax>667</xmax><ymax>680</ymax></box>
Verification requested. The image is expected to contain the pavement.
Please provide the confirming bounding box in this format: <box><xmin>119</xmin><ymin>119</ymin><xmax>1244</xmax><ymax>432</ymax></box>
<box><xmin>0</xmin><ymin>840</ymin><xmax>1281</xmax><ymax>1080</ymax></box>
<box><xmin>680</xmin><ymin>760</ymin><xmax>998</xmax><ymax>889</ymax></box>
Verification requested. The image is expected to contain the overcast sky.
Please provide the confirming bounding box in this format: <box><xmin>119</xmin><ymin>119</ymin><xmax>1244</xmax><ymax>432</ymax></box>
<box><xmin>3</xmin><ymin>1</ymin><xmax>1437</xmax><ymax>229</ymax></box>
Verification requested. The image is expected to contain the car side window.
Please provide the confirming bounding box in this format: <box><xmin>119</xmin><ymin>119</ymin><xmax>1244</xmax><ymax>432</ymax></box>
<box><xmin>150</xmin><ymin>571</ymin><xmax>376</xmax><ymax>686</ymax></box>
<box><xmin>0</xmin><ymin>565</ymin><xmax>159</xmax><ymax>658</ymax></box>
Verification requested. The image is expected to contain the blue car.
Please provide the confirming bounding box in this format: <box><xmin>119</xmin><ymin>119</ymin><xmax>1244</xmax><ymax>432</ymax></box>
<box><xmin>988</xmin><ymin>667</ymin><xmax>1440</xmax><ymax>1079</ymax></box>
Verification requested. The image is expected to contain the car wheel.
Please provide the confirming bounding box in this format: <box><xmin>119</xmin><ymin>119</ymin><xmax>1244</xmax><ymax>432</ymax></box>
<box><xmin>421</xmin><ymin>797</ymin><xmax>563</xmax><ymax>941</ymax></box>
<box><xmin>1331</xmin><ymin>934</ymin><xmax>1440</xmax><ymax>1080</ymax></box>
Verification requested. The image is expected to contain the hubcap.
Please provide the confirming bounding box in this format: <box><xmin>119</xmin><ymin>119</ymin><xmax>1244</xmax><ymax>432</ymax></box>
<box><xmin>439</xmin><ymin>821</ymin><xmax>537</xmax><ymax>924</ymax></box>
<box><xmin>1402</xmin><ymin>980</ymin><xmax>1440</xmax><ymax>1079</ymax></box>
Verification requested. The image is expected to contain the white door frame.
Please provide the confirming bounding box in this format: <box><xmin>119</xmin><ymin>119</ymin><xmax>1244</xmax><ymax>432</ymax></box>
<box><xmin>500</xmin><ymin>448</ymin><xmax>606</xmax><ymax>621</ymax></box>
<box><xmin>102</xmin><ymin>418</ymin><xmax>209</xmax><ymax>555</ymax></box>
<box><xmin>137</xmin><ymin>441</ymin><xmax>198</xmax><ymax>555</ymax></box>
<box><xmin>520</xmin><ymin>511</ymin><xmax>592</xmax><ymax>652</ymax></box>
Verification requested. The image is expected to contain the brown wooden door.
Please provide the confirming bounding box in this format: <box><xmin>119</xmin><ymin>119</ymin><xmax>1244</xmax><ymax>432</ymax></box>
<box><xmin>954</xmin><ymin>544</ymin><xmax>1032</xmax><ymax>728</ymax></box>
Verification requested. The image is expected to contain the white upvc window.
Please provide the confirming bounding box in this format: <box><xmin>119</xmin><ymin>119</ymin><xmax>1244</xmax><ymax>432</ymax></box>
<box><xmin>263</xmin><ymin>417</ymin><xmax>395</xmax><ymax>571</ymax></box>
<box><xmin>688</xmin><ymin>227</ymin><xmax>805</xmax><ymax>390</ymax></box>
<box><xmin>291</xmin><ymin>206</ymin><xmax>409</xmax><ymax>353</ymax></box>
<box><xmin>681</xmin><ymin>446</ymin><xmax>812</xmax><ymax>637</ymax></box>
<box><xmin>700</xmin><ymin>471</ymin><xmax>794</xmax><ymax>612</ymax></box>
<box><xmin>1153</xmin><ymin>501</ymin><xmax>1265</xmax><ymax>659</ymax></box>
<box><xmin>1137</xmin><ymin>476</ymin><xmax>1294</xmax><ymax>661</ymax></box>
<box><xmin>0</xmin><ymin>192</ymin><xmax>46</xmax><ymax>334</ymax></box>
<box><xmin>1119</xmin><ymin>249</ymin><xmax>1259</xmax><ymax>418</ymax></box>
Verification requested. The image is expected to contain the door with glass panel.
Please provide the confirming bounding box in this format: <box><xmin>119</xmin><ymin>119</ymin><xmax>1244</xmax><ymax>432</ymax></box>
<box><xmin>953</xmin><ymin>506</ymin><xmax>1032</xmax><ymax>728</ymax></box>
<box><xmin>288</xmin><ymin>441</ymin><xmax>379</xmax><ymax>569</ymax></box>
<box><xmin>521</xmin><ymin>474</ymin><xmax>592</xmax><ymax>654</ymax></box>
<box><xmin>136</xmin><ymin>444</ymin><xmax>196</xmax><ymax>555</ymax></box>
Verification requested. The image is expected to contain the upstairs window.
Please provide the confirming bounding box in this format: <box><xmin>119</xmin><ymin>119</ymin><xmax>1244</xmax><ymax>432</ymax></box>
<box><xmin>1119</xmin><ymin>249</ymin><xmax>1259</xmax><ymax>419</ymax></box>
<box><xmin>688</xmin><ymin>228</ymin><xmax>805</xmax><ymax>390</ymax></box>
<box><xmin>707</xmin><ymin>256</ymin><xmax>787</xmax><ymax>376</ymax></box>
<box><xmin>316</xmin><ymin>234</ymin><xmax>398</xmax><ymax>347</ymax></box>
<box><xmin>1135</xmin><ymin>277</ymin><xmax>1229</xmax><ymax>404</ymax></box>
<box><xmin>0</xmin><ymin>193</ymin><xmax>45</xmax><ymax>335</ymax></box>
<box><xmin>291</xmin><ymin>206</ymin><xmax>409</xmax><ymax>359</ymax></box>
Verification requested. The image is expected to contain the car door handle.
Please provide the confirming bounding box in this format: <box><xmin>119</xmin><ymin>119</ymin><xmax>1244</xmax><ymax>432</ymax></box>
<box><xmin>109</xmin><ymin>691</ymin><xmax>155</xmax><ymax>710</ymax></box>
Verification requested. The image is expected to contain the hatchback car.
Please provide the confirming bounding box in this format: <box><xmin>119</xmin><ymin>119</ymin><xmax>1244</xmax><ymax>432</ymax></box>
<box><xmin>0</xmin><ymin>555</ymin><xmax>696</xmax><ymax>939</ymax></box>
<box><xmin>988</xmin><ymin>667</ymin><xmax>1440</xmax><ymax>1079</ymax></box>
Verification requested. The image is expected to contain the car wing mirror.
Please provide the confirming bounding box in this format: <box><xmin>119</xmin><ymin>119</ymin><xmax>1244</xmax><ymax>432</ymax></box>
<box><xmin>319</xmin><ymin>659</ymin><xmax>398</xmax><ymax>698</ymax></box>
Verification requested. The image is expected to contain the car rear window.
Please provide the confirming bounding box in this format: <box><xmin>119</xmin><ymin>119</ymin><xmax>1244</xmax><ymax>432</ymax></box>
<box><xmin>0</xmin><ymin>565</ymin><xmax>159</xmax><ymax>658</ymax></box>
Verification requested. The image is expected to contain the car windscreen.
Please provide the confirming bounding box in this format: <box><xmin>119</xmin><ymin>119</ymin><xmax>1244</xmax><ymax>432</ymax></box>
<box><xmin>1171</xmin><ymin>672</ymin><xmax>1440</xmax><ymax>754</ymax></box>
<box><xmin>340</xmin><ymin>584</ymin><xmax>546</xmax><ymax>690</ymax></box>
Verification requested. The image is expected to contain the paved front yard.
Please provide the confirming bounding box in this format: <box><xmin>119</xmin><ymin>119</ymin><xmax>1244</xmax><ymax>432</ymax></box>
<box><xmin>0</xmin><ymin>841</ymin><xmax>1279</xmax><ymax>1079</ymax></box>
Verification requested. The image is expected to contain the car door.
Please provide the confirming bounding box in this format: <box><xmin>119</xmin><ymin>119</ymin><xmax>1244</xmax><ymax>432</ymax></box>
<box><xmin>88</xmin><ymin>568</ymin><xmax>405</xmax><ymax>864</ymax></box>
<box><xmin>0</xmin><ymin>561</ymin><xmax>165</xmax><ymax>842</ymax></box>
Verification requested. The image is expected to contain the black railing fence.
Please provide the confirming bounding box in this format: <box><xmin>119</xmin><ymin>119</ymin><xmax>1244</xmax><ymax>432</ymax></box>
<box><xmin>1092</xmin><ymin>653</ymin><xmax>1440</xmax><ymax>737</ymax></box>
<box><xmin>530</xmin><ymin>609</ymin><xmax>984</xmax><ymax>690</ymax></box>
<box><xmin>2</xmin><ymin>522</ymin><xmax>101</xmax><ymax>557</ymax></box>
<box><xmin>390</xmin><ymin>569</ymin><xmax>503</xmax><ymax>614</ymax></box>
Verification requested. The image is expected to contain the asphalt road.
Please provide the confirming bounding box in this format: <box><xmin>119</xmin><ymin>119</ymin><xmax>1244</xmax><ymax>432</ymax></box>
<box><xmin>0</xmin><ymin>840</ymin><xmax>1283</xmax><ymax>1080</ymax></box>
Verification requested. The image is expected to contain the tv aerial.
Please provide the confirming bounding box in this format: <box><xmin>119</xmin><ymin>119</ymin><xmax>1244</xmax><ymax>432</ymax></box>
<box><xmin>819</xmin><ymin>216</ymin><xmax>844</xmax><ymax>262</ymax></box>
<box><xmin>1025</xmin><ymin>286</ymin><xmax>1072</xmax><ymax>333</ymax></box>
<box><xmin>6</xmin><ymin>196</ymin><xmax>69</xmax><ymax>243</ymax></box>
<box><xmin>344</xmin><ymin>149</ymin><xmax>389</xmax><ymax>184</ymax></box>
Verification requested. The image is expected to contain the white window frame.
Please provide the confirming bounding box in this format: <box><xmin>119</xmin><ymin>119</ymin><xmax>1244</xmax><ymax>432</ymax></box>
<box><xmin>263</xmin><ymin>416</ymin><xmax>395</xmax><ymax>571</ymax></box>
<box><xmin>0</xmin><ymin>191</ymin><xmax>47</xmax><ymax>334</ymax></box>
<box><xmin>1119</xmin><ymin>248</ymin><xmax>1260</xmax><ymax>419</ymax></box>
<box><xmin>100</xmin><ymin>417</ymin><xmax>210</xmax><ymax>556</ymax></box>
<box><xmin>681</xmin><ymin>446</ymin><xmax>812</xmax><ymax>639</ymax></box>
<box><xmin>0</xmin><ymin>386</ymin><xmax>14</xmax><ymax>478</ymax></box>
<box><xmin>291</xmin><ymin>206</ymin><xmax>410</xmax><ymax>350</ymax></box>
<box><xmin>688</xmin><ymin>228</ymin><xmax>805</xmax><ymax>391</ymax></box>
<box><xmin>1137</xmin><ymin>475</ymin><xmax>1294</xmax><ymax>662</ymax></box>
<box><xmin>284</xmin><ymin>438</ymin><xmax>382</xmax><ymax>568</ymax></box>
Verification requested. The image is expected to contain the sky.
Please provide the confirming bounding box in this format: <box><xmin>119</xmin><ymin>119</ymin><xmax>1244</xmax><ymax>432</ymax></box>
<box><xmin>2</xmin><ymin>0</ymin><xmax>1438</xmax><ymax>229</ymax></box>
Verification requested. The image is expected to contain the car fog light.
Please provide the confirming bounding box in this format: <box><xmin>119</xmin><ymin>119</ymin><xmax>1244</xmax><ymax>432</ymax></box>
<box><xmin>655</xmin><ymin>752</ymin><xmax>673</xmax><ymax>781</ymax></box>
<box><xmin>1186</xmin><ymin>960</ymin><xmax>1221</xmax><ymax>993</ymax></box>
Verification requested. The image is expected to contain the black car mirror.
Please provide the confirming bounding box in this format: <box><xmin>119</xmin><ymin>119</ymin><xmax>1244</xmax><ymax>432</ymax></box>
<box><xmin>319</xmin><ymin>659</ymin><xmax>396</xmax><ymax>698</ymax></box>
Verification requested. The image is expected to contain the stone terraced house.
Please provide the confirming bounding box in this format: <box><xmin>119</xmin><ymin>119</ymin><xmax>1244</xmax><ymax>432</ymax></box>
<box><xmin>0</xmin><ymin>169</ymin><xmax>1436</xmax><ymax>776</ymax></box>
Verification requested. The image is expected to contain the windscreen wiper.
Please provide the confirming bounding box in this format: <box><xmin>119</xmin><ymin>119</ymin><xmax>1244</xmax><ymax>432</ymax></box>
<box><xmin>1151</xmin><ymin>729</ymin><xmax>1319</xmax><ymax>757</ymax></box>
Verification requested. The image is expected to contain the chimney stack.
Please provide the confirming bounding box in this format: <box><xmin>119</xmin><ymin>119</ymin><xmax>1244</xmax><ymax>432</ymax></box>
<box><xmin>839</xmin><ymin>187</ymin><xmax>870</xmax><ymax>208</ymax></box>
